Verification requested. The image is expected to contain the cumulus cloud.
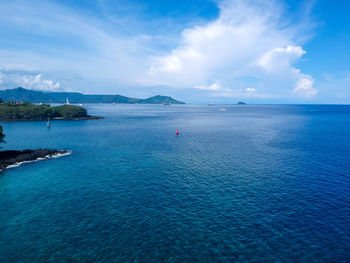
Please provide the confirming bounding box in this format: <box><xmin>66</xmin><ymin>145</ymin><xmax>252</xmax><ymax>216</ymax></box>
<box><xmin>147</xmin><ymin>0</ymin><xmax>317</xmax><ymax>99</ymax></box>
<box><xmin>258</xmin><ymin>46</ymin><xmax>306</xmax><ymax>72</ymax></box>
<box><xmin>19</xmin><ymin>74</ymin><xmax>60</xmax><ymax>91</ymax></box>
<box><xmin>0</xmin><ymin>66</ymin><xmax>60</xmax><ymax>91</ymax></box>
<box><xmin>293</xmin><ymin>73</ymin><xmax>317</xmax><ymax>98</ymax></box>
<box><xmin>0</xmin><ymin>0</ymin><xmax>318</xmax><ymax>101</ymax></box>
<box><xmin>258</xmin><ymin>46</ymin><xmax>317</xmax><ymax>98</ymax></box>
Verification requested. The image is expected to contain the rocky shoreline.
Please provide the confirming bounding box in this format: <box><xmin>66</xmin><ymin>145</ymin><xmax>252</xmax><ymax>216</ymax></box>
<box><xmin>52</xmin><ymin>116</ymin><xmax>104</xmax><ymax>120</ymax></box>
<box><xmin>0</xmin><ymin>149</ymin><xmax>70</xmax><ymax>170</ymax></box>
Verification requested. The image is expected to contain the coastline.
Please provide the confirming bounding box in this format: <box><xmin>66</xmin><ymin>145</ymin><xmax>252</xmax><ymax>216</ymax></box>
<box><xmin>0</xmin><ymin>116</ymin><xmax>104</xmax><ymax>121</ymax></box>
<box><xmin>52</xmin><ymin>116</ymin><xmax>104</xmax><ymax>120</ymax></box>
<box><xmin>0</xmin><ymin>149</ymin><xmax>71</xmax><ymax>170</ymax></box>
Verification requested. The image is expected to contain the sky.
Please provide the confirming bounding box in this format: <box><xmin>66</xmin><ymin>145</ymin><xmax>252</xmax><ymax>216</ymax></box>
<box><xmin>0</xmin><ymin>0</ymin><xmax>349</xmax><ymax>103</ymax></box>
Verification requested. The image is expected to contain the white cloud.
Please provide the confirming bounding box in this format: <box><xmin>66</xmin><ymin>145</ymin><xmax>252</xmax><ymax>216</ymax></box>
<box><xmin>210</xmin><ymin>88</ymin><xmax>269</xmax><ymax>98</ymax></box>
<box><xmin>0</xmin><ymin>0</ymin><xmax>319</xmax><ymax>101</ymax></box>
<box><xmin>293</xmin><ymin>73</ymin><xmax>317</xmax><ymax>98</ymax></box>
<box><xmin>246</xmin><ymin>87</ymin><xmax>256</xmax><ymax>92</ymax></box>
<box><xmin>20</xmin><ymin>74</ymin><xmax>60</xmax><ymax>91</ymax></box>
<box><xmin>146</xmin><ymin>0</ymin><xmax>316</xmax><ymax>99</ymax></box>
<box><xmin>194</xmin><ymin>82</ymin><xmax>221</xmax><ymax>91</ymax></box>
<box><xmin>0</xmin><ymin>67</ymin><xmax>60</xmax><ymax>91</ymax></box>
<box><xmin>258</xmin><ymin>46</ymin><xmax>306</xmax><ymax>72</ymax></box>
<box><xmin>0</xmin><ymin>1</ymin><xmax>152</xmax><ymax>90</ymax></box>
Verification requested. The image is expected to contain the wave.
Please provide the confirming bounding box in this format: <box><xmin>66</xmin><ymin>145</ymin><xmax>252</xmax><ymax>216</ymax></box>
<box><xmin>5</xmin><ymin>151</ymin><xmax>72</xmax><ymax>169</ymax></box>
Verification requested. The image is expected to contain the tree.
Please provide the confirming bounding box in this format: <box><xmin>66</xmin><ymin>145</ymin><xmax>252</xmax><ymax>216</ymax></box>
<box><xmin>0</xmin><ymin>125</ymin><xmax>5</xmax><ymax>143</ymax></box>
<box><xmin>0</xmin><ymin>102</ymin><xmax>88</xmax><ymax>120</ymax></box>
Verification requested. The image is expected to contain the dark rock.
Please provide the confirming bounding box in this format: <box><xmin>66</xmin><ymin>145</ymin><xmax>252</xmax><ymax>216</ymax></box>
<box><xmin>0</xmin><ymin>149</ymin><xmax>69</xmax><ymax>170</ymax></box>
<box><xmin>53</xmin><ymin>116</ymin><xmax>104</xmax><ymax>120</ymax></box>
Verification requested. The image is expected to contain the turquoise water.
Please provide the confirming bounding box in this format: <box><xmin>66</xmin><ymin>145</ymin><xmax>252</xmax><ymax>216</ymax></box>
<box><xmin>0</xmin><ymin>104</ymin><xmax>349</xmax><ymax>262</ymax></box>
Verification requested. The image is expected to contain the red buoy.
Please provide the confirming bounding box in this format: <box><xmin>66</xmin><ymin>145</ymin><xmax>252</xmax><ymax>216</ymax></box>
<box><xmin>176</xmin><ymin>129</ymin><xmax>179</xmax><ymax>135</ymax></box>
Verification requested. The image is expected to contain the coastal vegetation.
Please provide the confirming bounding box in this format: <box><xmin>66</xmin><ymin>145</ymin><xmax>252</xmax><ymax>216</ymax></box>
<box><xmin>0</xmin><ymin>102</ymin><xmax>89</xmax><ymax>120</ymax></box>
<box><xmin>0</xmin><ymin>87</ymin><xmax>185</xmax><ymax>104</ymax></box>
<box><xmin>0</xmin><ymin>125</ymin><xmax>5</xmax><ymax>143</ymax></box>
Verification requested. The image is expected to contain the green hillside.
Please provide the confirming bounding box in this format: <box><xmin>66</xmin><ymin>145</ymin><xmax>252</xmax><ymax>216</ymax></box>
<box><xmin>0</xmin><ymin>87</ymin><xmax>185</xmax><ymax>104</ymax></box>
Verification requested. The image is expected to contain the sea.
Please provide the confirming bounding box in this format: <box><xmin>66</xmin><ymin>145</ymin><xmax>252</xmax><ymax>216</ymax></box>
<box><xmin>0</xmin><ymin>104</ymin><xmax>349</xmax><ymax>262</ymax></box>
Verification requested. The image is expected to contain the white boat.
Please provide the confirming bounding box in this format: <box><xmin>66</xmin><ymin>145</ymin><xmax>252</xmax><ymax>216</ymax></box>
<box><xmin>47</xmin><ymin>118</ymin><xmax>50</xmax><ymax>127</ymax></box>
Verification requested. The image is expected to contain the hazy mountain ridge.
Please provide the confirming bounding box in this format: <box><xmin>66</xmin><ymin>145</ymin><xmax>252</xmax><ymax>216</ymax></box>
<box><xmin>0</xmin><ymin>88</ymin><xmax>185</xmax><ymax>104</ymax></box>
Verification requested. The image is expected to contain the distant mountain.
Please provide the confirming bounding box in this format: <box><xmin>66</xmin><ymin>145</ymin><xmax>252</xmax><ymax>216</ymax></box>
<box><xmin>0</xmin><ymin>88</ymin><xmax>185</xmax><ymax>104</ymax></box>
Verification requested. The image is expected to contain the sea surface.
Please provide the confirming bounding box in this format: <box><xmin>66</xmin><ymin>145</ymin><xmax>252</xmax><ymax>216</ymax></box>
<box><xmin>0</xmin><ymin>104</ymin><xmax>349</xmax><ymax>262</ymax></box>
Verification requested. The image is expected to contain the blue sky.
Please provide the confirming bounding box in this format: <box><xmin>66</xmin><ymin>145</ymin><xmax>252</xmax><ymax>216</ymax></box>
<box><xmin>0</xmin><ymin>0</ymin><xmax>349</xmax><ymax>103</ymax></box>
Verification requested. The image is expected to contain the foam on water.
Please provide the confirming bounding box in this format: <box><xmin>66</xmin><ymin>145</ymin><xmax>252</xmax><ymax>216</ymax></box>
<box><xmin>5</xmin><ymin>151</ymin><xmax>72</xmax><ymax>169</ymax></box>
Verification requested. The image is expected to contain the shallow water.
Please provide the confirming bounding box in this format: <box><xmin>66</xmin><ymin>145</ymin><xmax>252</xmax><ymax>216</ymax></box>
<box><xmin>0</xmin><ymin>104</ymin><xmax>349</xmax><ymax>262</ymax></box>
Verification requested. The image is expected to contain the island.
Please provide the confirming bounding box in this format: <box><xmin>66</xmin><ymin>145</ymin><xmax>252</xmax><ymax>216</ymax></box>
<box><xmin>0</xmin><ymin>102</ymin><xmax>102</xmax><ymax>120</ymax></box>
<box><xmin>0</xmin><ymin>87</ymin><xmax>185</xmax><ymax>104</ymax></box>
<box><xmin>237</xmin><ymin>101</ymin><xmax>246</xmax><ymax>105</ymax></box>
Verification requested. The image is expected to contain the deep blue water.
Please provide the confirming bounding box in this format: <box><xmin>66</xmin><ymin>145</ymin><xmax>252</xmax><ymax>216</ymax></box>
<box><xmin>0</xmin><ymin>104</ymin><xmax>349</xmax><ymax>262</ymax></box>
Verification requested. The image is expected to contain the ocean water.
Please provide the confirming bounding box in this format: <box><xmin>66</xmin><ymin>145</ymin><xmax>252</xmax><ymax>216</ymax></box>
<box><xmin>0</xmin><ymin>104</ymin><xmax>349</xmax><ymax>262</ymax></box>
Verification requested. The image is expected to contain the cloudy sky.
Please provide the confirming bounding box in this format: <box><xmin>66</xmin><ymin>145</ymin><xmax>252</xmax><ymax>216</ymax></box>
<box><xmin>0</xmin><ymin>0</ymin><xmax>349</xmax><ymax>103</ymax></box>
